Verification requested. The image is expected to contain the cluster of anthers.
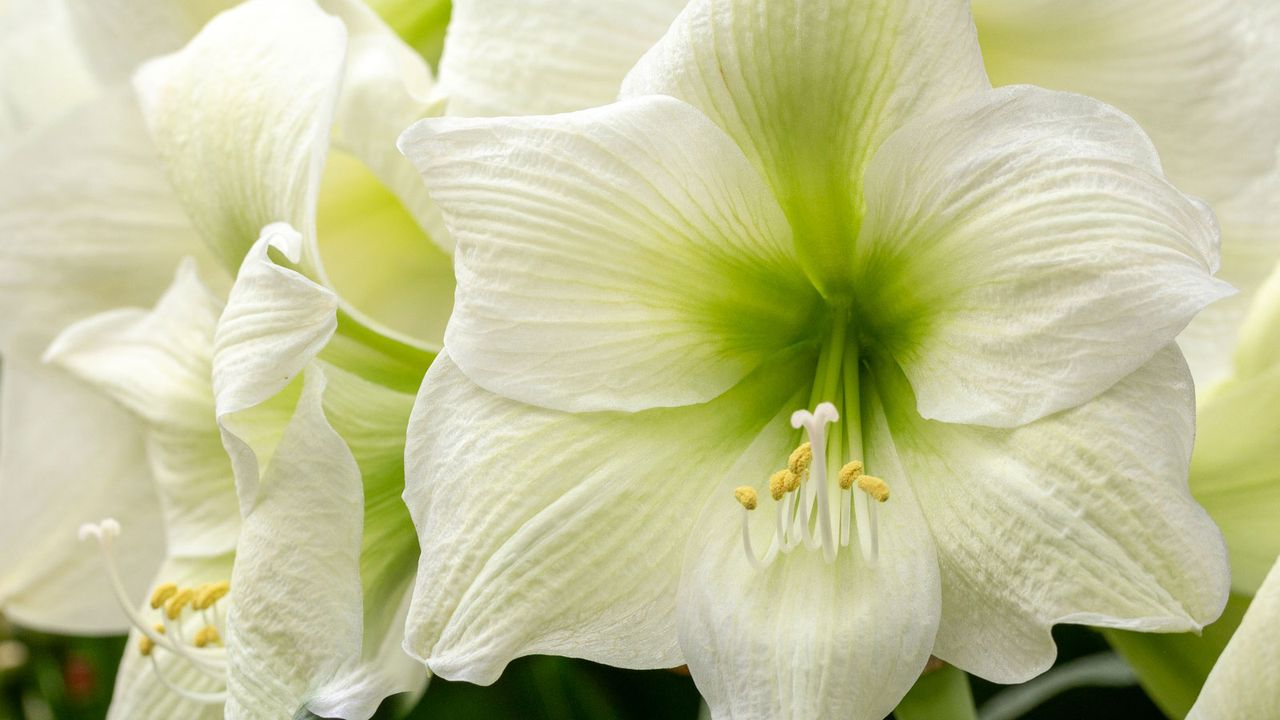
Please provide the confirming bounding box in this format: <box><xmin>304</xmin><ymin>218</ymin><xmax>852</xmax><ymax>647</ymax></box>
<box><xmin>78</xmin><ymin>519</ymin><xmax>228</xmax><ymax>704</ymax></box>
<box><xmin>732</xmin><ymin>402</ymin><xmax>890</xmax><ymax>569</ymax></box>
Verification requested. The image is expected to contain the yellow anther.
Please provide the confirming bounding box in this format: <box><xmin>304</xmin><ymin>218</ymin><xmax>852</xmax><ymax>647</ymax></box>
<box><xmin>139</xmin><ymin>635</ymin><xmax>155</xmax><ymax>656</ymax></box>
<box><xmin>153</xmin><ymin>623</ymin><xmax>166</xmax><ymax>635</ymax></box>
<box><xmin>856</xmin><ymin>475</ymin><xmax>890</xmax><ymax>502</ymax></box>
<box><xmin>193</xmin><ymin>580</ymin><xmax>230</xmax><ymax>610</ymax></box>
<box><xmin>733</xmin><ymin>486</ymin><xmax>758</xmax><ymax>511</ymax></box>
<box><xmin>788</xmin><ymin>442</ymin><xmax>812</xmax><ymax>475</ymax></box>
<box><xmin>783</xmin><ymin>470</ymin><xmax>800</xmax><ymax>493</ymax></box>
<box><xmin>768</xmin><ymin>471</ymin><xmax>789</xmax><ymax>501</ymax></box>
<box><xmin>192</xmin><ymin>626</ymin><xmax>221</xmax><ymax>648</ymax></box>
<box><xmin>165</xmin><ymin>588</ymin><xmax>194</xmax><ymax>620</ymax></box>
<box><xmin>149</xmin><ymin>582</ymin><xmax>178</xmax><ymax>609</ymax></box>
<box><xmin>838</xmin><ymin>461</ymin><xmax>864</xmax><ymax>490</ymax></box>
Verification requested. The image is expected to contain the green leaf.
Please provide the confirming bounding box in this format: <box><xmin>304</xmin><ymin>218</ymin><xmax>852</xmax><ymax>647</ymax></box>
<box><xmin>894</xmin><ymin>664</ymin><xmax>977</xmax><ymax>720</ymax></box>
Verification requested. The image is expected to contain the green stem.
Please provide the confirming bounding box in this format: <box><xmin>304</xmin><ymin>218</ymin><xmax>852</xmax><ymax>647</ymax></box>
<box><xmin>894</xmin><ymin>665</ymin><xmax>978</xmax><ymax>720</ymax></box>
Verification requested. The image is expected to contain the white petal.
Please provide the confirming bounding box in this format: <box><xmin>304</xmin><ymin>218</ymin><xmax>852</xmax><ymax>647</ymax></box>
<box><xmin>1178</xmin><ymin>156</ymin><xmax>1280</xmax><ymax>389</ymax></box>
<box><xmin>0</xmin><ymin>86</ymin><xmax>212</xmax><ymax>348</ymax></box>
<box><xmin>856</xmin><ymin>86</ymin><xmax>1230</xmax><ymax>427</ymax></box>
<box><xmin>320</xmin><ymin>0</ymin><xmax>448</xmax><ymax>252</ymax></box>
<box><xmin>106</xmin><ymin>552</ymin><xmax>234</xmax><ymax>720</ymax></box>
<box><xmin>0</xmin><ymin>350</ymin><xmax>162</xmax><ymax>633</ymax></box>
<box><xmin>403</xmin><ymin>351</ymin><xmax>808</xmax><ymax>682</ymax></box>
<box><xmin>399</xmin><ymin>95</ymin><xmax>814</xmax><ymax>413</ymax></box>
<box><xmin>44</xmin><ymin>260</ymin><xmax>239</xmax><ymax>558</ymax></box>
<box><xmin>133</xmin><ymin>0</ymin><xmax>346</xmax><ymax>272</ymax></box>
<box><xmin>0</xmin><ymin>88</ymin><xmax>199</xmax><ymax>631</ymax></box>
<box><xmin>973</xmin><ymin>0</ymin><xmax>1280</xmax><ymax>204</ymax></box>
<box><xmin>436</xmin><ymin>0</ymin><xmax>686</xmax><ymax>116</ymax></box>
<box><xmin>1187</xmin><ymin>557</ymin><xmax>1280</xmax><ymax>720</ymax></box>
<box><xmin>213</xmin><ymin>223</ymin><xmax>338</xmax><ymax>508</ymax></box>
<box><xmin>64</xmin><ymin>0</ymin><xmax>235</xmax><ymax>83</ymax></box>
<box><xmin>679</xmin><ymin>394</ymin><xmax>939</xmax><ymax>720</ymax></box>
<box><xmin>623</xmin><ymin>0</ymin><xmax>989</xmax><ymax>295</ymax></box>
<box><xmin>881</xmin><ymin>346</ymin><xmax>1228</xmax><ymax>683</ymax></box>
<box><xmin>224</xmin><ymin>367</ymin><xmax>365</xmax><ymax>719</ymax></box>
<box><xmin>0</xmin><ymin>0</ymin><xmax>97</xmax><ymax>144</ymax></box>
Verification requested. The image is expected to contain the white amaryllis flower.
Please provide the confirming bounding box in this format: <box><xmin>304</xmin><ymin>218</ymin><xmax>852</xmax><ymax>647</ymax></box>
<box><xmin>396</xmin><ymin>1</ymin><xmax>1231</xmax><ymax>717</ymax></box>
<box><xmin>3</xmin><ymin>0</ymin><xmax>451</xmax><ymax>715</ymax></box>
<box><xmin>971</xmin><ymin>0</ymin><xmax>1280</xmax><ymax>390</ymax></box>
<box><xmin>1185</xmin><ymin>555</ymin><xmax>1280</xmax><ymax>719</ymax></box>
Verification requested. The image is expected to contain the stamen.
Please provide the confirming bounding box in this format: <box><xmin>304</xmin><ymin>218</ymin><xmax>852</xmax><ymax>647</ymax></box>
<box><xmin>165</xmin><ymin>588</ymin><xmax>195</xmax><ymax>620</ymax></box>
<box><xmin>788</xmin><ymin>442</ymin><xmax>812</xmax><ymax>476</ymax></box>
<box><xmin>838</xmin><ymin>461</ymin><xmax>863</xmax><ymax>490</ymax></box>
<box><xmin>768</xmin><ymin>471</ymin><xmax>788</xmax><ymax>501</ymax></box>
<box><xmin>78</xmin><ymin>518</ymin><xmax>229</xmax><ymax>703</ymax></box>
<box><xmin>856</xmin><ymin>475</ymin><xmax>890</xmax><ymax>502</ymax></box>
<box><xmin>150</xmin><ymin>583</ymin><xmax>178</xmax><ymax>609</ymax></box>
<box><xmin>733</xmin><ymin>486</ymin><xmax>758</xmax><ymax>511</ymax></box>
<box><xmin>193</xmin><ymin>626</ymin><xmax>221</xmax><ymax>648</ymax></box>
<box><xmin>148</xmin><ymin>655</ymin><xmax>228</xmax><ymax>704</ymax></box>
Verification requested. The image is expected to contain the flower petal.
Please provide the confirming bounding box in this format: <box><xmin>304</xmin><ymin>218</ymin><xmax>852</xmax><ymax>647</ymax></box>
<box><xmin>133</xmin><ymin>0</ymin><xmax>346</xmax><ymax>272</ymax></box>
<box><xmin>880</xmin><ymin>346</ymin><xmax>1229</xmax><ymax>683</ymax></box>
<box><xmin>678</xmin><ymin>393</ymin><xmax>940</xmax><ymax>720</ymax></box>
<box><xmin>398</xmin><ymin>95</ymin><xmax>816</xmax><ymax>413</ymax></box>
<box><xmin>320</xmin><ymin>0</ymin><xmax>448</xmax><ymax>251</ymax></box>
<box><xmin>0</xmin><ymin>88</ymin><xmax>202</xmax><ymax>632</ymax></box>
<box><xmin>435</xmin><ymin>0</ymin><xmax>686</xmax><ymax>116</ymax></box>
<box><xmin>0</xmin><ymin>0</ymin><xmax>97</xmax><ymax>143</ymax></box>
<box><xmin>213</xmin><ymin>223</ymin><xmax>338</xmax><ymax>508</ymax></box>
<box><xmin>45</xmin><ymin>260</ymin><xmax>239</xmax><ymax>558</ymax></box>
<box><xmin>973</xmin><ymin>0</ymin><xmax>1280</xmax><ymax>204</ymax></box>
<box><xmin>64</xmin><ymin>0</ymin><xmax>235</xmax><ymax>83</ymax></box>
<box><xmin>403</xmin><ymin>350</ymin><xmax>809</xmax><ymax>682</ymax></box>
<box><xmin>1187</xmin><ymin>557</ymin><xmax>1280</xmax><ymax>720</ymax></box>
<box><xmin>0</xmin><ymin>351</ymin><xmax>162</xmax><ymax>633</ymax></box>
<box><xmin>622</xmin><ymin>0</ymin><xmax>988</xmax><ymax>295</ymax></box>
<box><xmin>1178</xmin><ymin>157</ymin><xmax>1280</xmax><ymax>389</ymax></box>
<box><xmin>224</xmin><ymin>367</ymin><xmax>365</xmax><ymax>719</ymax></box>
<box><xmin>1187</xmin><ymin>345</ymin><xmax>1280</xmax><ymax>586</ymax></box>
<box><xmin>856</xmin><ymin>86</ymin><xmax>1229</xmax><ymax>427</ymax></box>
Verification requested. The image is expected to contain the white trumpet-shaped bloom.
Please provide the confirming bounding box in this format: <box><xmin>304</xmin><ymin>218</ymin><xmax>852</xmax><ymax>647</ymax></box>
<box><xmin>397</xmin><ymin>1</ymin><xmax>1231</xmax><ymax>717</ymax></box>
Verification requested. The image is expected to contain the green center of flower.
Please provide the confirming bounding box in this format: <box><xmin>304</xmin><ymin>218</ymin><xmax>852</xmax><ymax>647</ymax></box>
<box><xmin>733</xmin><ymin>309</ymin><xmax>893</xmax><ymax>569</ymax></box>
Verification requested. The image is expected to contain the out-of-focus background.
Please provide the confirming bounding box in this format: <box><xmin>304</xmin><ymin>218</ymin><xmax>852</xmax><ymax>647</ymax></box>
<box><xmin>0</xmin><ymin>618</ymin><xmax>1164</xmax><ymax>719</ymax></box>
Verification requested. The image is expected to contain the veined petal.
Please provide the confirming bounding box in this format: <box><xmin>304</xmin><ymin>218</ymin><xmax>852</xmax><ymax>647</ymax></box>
<box><xmin>106</xmin><ymin>552</ymin><xmax>234</xmax><ymax>720</ymax></box>
<box><xmin>679</xmin><ymin>393</ymin><xmax>939</xmax><ymax>720</ymax></box>
<box><xmin>320</xmin><ymin>0</ymin><xmax>448</xmax><ymax>251</ymax></box>
<box><xmin>1178</xmin><ymin>157</ymin><xmax>1280</xmax><ymax>389</ymax></box>
<box><xmin>403</xmin><ymin>351</ymin><xmax>808</xmax><ymax>682</ymax></box>
<box><xmin>623</xmin><ymin>0</ymin><xmax>988</xmax><ymax>295</ymax></box>
<box><xmin>856</xmin><ymin>86</ymin><xmax>1229</xmax><ymax>427</ymax></box>
<box><xmin>1187</xmin><ymin>557</ymin><xmax>1280</xmax><ymax>720</ymax></box>
<box><xmin>213</xmin><ymin>223</ymin><xmax>338</xmax><ymax>509</ymax></box>
<box><xmin>0</xmin><ymin>88</ymin><xmax>199</xmax><ymax>631</ymax></box>
<box><xmin>45</xmin><ymin>260</ymin><xmax>239</xmax><ymax>558</ymax></box>
<box><xmin>880</xmin><ymin>346</ymin><xmax>1228</xmax><ymax>683</ymax></box>
<box><xmin>974</xmin><ymin>0</ymin><xmax>1280</xmax><ymax>204</ymax></box>
<box><xmin>225</xmin><ymin>367</ymin><xmax>365</xmax><ymax>719</ymax></box>
<box><xmin>399</xmin><ymin>95</ymin><xmax>816</xmax><ymax>413</ymax></box>
<box><xmin>133</xmin><ymin>0</ymin><xmax>346</xmax><ymax>272</ymax></box>
<box><xmin>0</xmin><ymin>349</ymin><xmax>162</xmax><ymax>633</ymax></box>
<box><xmin>435</xmin><ymin>0</ymin><xmax>686</xmax><ymax>116</ymax></box>
<box><xmin>0</xmin><ymin>86</ymin><xmax>211</xmax><ymax>348</ymax></box>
